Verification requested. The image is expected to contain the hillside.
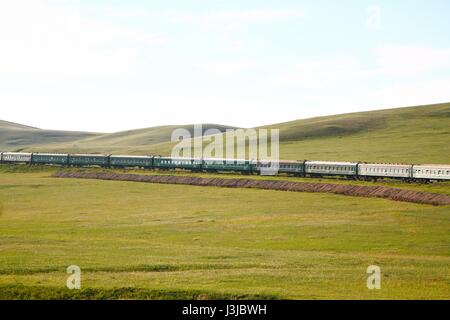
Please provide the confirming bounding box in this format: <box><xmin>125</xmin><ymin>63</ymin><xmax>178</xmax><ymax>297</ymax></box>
<box><xmin>1</xmin><ymin>102</ymin><xmax>449</xmax><ymax>164</ymax></box>
<box><xmin>22</xmin><ymin>124</ymin><xmax>238</xmax><ymax>154</ymax></box>
<box><xmin>0</xmin><ymin>120</ymin><xmax>100</xmax><ymax>151</ymax></box>
<box><xmin>271</xmin><ymin>102</ymin><xmax>450</xmax><ymax>164</ymax></box>
<box><xmin>110</xmin><ymin>102</ymin><xmax>450</xmax><ymax>164</ymax></box>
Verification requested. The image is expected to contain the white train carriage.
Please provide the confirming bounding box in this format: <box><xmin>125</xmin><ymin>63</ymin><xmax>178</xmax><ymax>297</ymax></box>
<box><xmin>0</xmin><ymin>152</ymin><xmax>32</xmax><ymax>163</ymax></box>
<box><xmin>412</xmin><ymin>164</ymin><xmax>450</xmax><ymax>181</ymax></box>
<box><xmin>305</xmin><ymin>161</ymin><xmax>358</xmax><ymax>176</ymax></box>
<box><xmin>358</xmin><ymin>163</ymin><xmax>413</xmax><ymax>179</ymax></box>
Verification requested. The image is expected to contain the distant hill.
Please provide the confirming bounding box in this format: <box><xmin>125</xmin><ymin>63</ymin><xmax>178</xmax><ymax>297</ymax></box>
<box><xmin>0</xmin><ymin>121</ymin><xmax>238</xmax><ymax>154</ymax></box>
<box><xmin>0</xmin><ymin>120</ymin><xmax>100</xmax><ymax>151</ymax></box>
<box><xmin>0</xmin><ymin>120</ymin><xmax>38</xmax><ymax>130</ymax></box>
<box><xmin>130</xmin><ymin>102</ymin><xmax>450</xmax><ymax>164</ymax></box>
<box><xmin>1</xmin><ymin>102</ymin><xmax>449</xmax><ymax>164</ymax></box>
<box><xmin>268</xmin><ymin>102</ymin><xmax>450</xmax><ymax>164</ymax></box>
<box><xmin>40</xmin><ymin>124</ymin><xmax>239</xmax><ymax>154</ymax></box>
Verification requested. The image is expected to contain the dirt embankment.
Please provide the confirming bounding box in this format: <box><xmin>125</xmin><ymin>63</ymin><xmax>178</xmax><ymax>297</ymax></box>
<box><xmin>52</xmin><ymin>171</ymin><xmax>450</xmax><ymax>206</ymax></box>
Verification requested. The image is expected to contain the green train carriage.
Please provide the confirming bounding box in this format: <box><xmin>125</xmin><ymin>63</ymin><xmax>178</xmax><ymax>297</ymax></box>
<box><xmin>32</xmin><ymin>153</ymin><xmax>69</xmax><ymax>165</ymax></box>
<box><xmin>109</xmin><ymin>155</ymin><xmax>153</xmax><ymax>168</ymax></box>
<box><xmin>153</xmin><ymin>157</ymin><xmax>203</xmax><ymax>171</ymax></box>
<box><xmin>202</xmin><ymin>158</ymin><xmax>252</xmax><ymax>173</ymax></box>
<box><xmin>68</xmin><ymin>154</ymin><xmax>110</xmax><ymax>167</ymax></box>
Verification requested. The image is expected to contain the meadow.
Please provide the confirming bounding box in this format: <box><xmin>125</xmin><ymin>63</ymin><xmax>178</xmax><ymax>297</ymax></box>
<box><xmin>0</xmin><ymin>166</ymin><xmax>449</xmax><ymax>299</ymax></box>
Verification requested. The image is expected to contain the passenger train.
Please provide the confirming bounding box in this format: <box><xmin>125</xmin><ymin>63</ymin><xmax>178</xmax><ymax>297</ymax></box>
<box><xmin>1</xmin><ymin>152</ymin><xmax>449</xmax><ymax>181</ymax></box>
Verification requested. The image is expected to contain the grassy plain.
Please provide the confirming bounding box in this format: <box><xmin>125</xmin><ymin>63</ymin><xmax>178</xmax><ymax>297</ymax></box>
<box><xmin>0</xmin><ymin>166</ymin><xmax>449</xmax><ymax>299</ymax></box>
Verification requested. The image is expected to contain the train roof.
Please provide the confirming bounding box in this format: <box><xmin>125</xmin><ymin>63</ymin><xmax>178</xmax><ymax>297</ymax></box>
<box><xmin>154</xmin><ymin>156</ymin><xmax>202</xmax><ymax>161</ymax></box>
<box><xmin>306</xmin><ymin>160</ymin><xmax>358</xmax><ymax>165</ymax></box>
<box><xmin>203</xmin><ymin>158</ymin><xmax>249</xmax><ymax>162</ymax></box>
<box><xmin>69</xmin><ymin>153</ymin><xmax>109</xmax><ymax>157</ymax></box>
<box><xmin>412</xmin><ymin>164</ymin><xmax>450</xmax><ymax>169</ymax></box>
<box><xmin>360</xmin><ymin>163</ymin><xmax>411</xmax><ymax>167</ymax></box>
<box><xmin>110</xmin><ymin>155</ymin><xmax>153</xmax><ymax>158</ymax></box>
<box><xmin>33</xmin><ymin>153</ymin><xmax>68</xmax><ymax>156</ymax></box>
<box><xmin>1</xmin><ymin>152</ymin><xmax>32</xmax><ymax>155</ymax></box>
<box><xmin>255</xmin><ymin>159</ymin><xmax>305</xmax><ymax>163</ymax></box>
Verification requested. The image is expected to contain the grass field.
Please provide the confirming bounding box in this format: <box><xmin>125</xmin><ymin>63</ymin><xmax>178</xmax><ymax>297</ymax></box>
<box><xmin>1</xmin><ymin>103</ymin><xmax>449</xmax><ymax>299</ymax></box>
<box><xmin>0</xmin><ymin>166</ymin><xmax>449</xmax><ymax>299</ymax></box>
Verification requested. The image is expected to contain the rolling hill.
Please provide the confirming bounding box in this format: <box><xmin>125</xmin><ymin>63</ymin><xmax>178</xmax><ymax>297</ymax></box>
<box><xmin>0</xmin><ymin>120</ymin><xmax>100</xmax><ymax>151</ymax></box>
<box><xmin>1</xmin><ymin>102</ymin><xmax>449</xmax><ymax>164</ymax></box>
<box><xmin>270</xmin><ymin>102</ymin><xmax>450</xmax><ymax>164</ymax></box>
<box><xmin>0</xmin><ymin>121</ymin><xmax>239</xmax><ymax>154</ymax></box>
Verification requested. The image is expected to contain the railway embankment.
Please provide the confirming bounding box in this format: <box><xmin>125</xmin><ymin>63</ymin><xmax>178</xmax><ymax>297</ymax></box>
<box><xmin>52</xmin><ymin>171</ymin><xmax>450</xmax><ymax>206</ymax></box>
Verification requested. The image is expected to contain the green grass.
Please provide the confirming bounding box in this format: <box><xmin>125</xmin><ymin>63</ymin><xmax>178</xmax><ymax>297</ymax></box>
<box><xmin>0</xmin><ymin>167</ymin><xmax>449</xmax><ymax>299</ymax></box>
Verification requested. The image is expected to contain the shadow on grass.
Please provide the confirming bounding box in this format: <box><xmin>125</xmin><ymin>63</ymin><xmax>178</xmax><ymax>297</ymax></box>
<box><xmin>0</xmin><ymin>285</ymin><xmax>279</xmax><ymax>300</ymax></box>
<box><xmin>0</xmin><ymin>263</ymin><xmax>261</xmax><ymax>275</ymax></box>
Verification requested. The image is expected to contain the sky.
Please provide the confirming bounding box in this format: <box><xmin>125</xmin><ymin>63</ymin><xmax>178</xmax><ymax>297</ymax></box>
<box><xmin>1</xmin><ymin>0</ymin><xmax>450</xmax><ymax>133</ymax></box>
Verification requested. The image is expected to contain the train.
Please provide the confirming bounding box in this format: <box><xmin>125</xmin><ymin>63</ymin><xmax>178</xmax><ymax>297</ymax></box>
<box><xmin>1</xmin><ymin>151</ymin><xmax>450</xmax><ymax>182</ymax></box>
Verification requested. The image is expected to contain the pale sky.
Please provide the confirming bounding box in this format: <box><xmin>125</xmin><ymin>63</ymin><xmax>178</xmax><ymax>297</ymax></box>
<box><xmin>1</xmin><ymin>0</ymin><xmax>450</xmax><ymax>133</ymax></box>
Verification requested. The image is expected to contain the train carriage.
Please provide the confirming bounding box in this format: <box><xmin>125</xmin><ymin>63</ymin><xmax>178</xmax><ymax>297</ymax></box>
<box><xmin>2</xmin><ymin>149</ymin><xmax>450</xmax><ymax>183</ymax></box>
<box><xmin>412</xmin><ymin>164</ymin><xmax>450</xmax><ymax>181</ymax></box>
<box><xmin>305</xmin><ymin>161</ymin><xmax>358</xmax><ymax>177</ymax></box>
<box><xmin>32</xmin><ymin>153</ymin><xmax>69</xmax><ymax>165</ymax></box>
<box><xmin>153</xmin><ymin>157</ymin><xmax>202</xmax><ymax>171</ymax></box>
<box><xmin>110</xmin><ymin>155</ymin><xmax>153</xmax><ymax>168</ymax></box>
<box><xmin>278</xmin><ymin>160</ymin><xmax>305</xmax><ymax>175</ymax></box>
<box><xmin>0</xmin><ymin>152</ymin><xmax>32</xmax><ymax>163</ymax></box>
<box><xmin>202</xmin><ymin>158</ymin><xmax>252</xmax><ymax>173</ymax></box>
<box><xmin>253</xmin><ymin>160</ymin><xmax>305</xmax><ymax>176</ymax></box>
<box><xmin>68</xmin><ymin>154</ymin><xmax>110</xmax><ymax>167</ymax></box>
<box><xmin>358</xmin><ymin>163</ymin><xmax>413</xmax><ymax>179</ymax></box>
